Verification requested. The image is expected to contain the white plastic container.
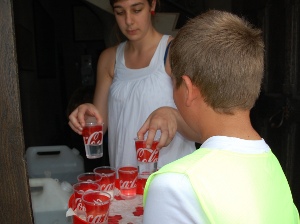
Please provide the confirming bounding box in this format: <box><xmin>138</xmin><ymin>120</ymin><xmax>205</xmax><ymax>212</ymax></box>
<box><xmin>30</xmin><ymin>178</ymin><xmax>73</xmax><ymax>224</ymax></box>
<box><xmin>26</xmin><ymin>145</ymin><xmax>84</xmax><ymax>184</ymax></box>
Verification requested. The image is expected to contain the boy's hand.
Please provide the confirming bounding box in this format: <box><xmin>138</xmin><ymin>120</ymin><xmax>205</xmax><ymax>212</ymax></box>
<box><xmin>137</xmin><ymin>107</ymin><xmax>178</xmax><ymax>150</ymax></box>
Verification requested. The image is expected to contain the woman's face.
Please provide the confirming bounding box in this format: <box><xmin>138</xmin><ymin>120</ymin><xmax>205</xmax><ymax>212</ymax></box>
<box><xmin>112</xmin><ymin>0</ymin><xmax>156</xmax><ymax>41</ymax></box>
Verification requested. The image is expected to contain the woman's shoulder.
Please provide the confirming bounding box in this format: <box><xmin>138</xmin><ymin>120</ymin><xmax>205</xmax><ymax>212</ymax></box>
<box><xmin>167</xmin><ymin>35</ymin><xmax>174</xmax><ymax>42</ymax></box>
<box><xmin>163</xmin><ymin>35</ymin><xmax>174</xmax><ymax>76</ymax></box>
<box><xmin>97</xmin><ymin>45</ymin><xmax>119</xmax><ymax>78</ymax></box>
<box><xmin>98</xmin><ymin>45</ymin><xmax>118</xmax><ymax>66</ymax></box>
<box><xmin>101</xmin><ymin>45</ymin><xmax>118</xmax><ymax>59</ymax></box>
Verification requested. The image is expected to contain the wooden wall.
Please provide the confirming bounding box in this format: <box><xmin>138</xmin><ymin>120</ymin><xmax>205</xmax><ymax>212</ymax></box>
<box><xmin>0</xmin><ymin>0</ymin><xmax>33</xmax><ymax>223</ymax></box>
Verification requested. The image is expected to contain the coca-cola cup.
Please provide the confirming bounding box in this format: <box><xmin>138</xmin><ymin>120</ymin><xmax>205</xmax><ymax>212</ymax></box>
<box><xmin>82</xmin><ymin>190</ymin><xmax>111</xmax><ymax>224</ymax></box>
<box><xmin>73</xmin><ymin>181</ymin><xmax>100</xmax><ymax>213</ymax></box>
<box><xmin>134</xmin><ymin>138</ymin><xmax>159</xmax><ymax>179</ymax></box>
<box><xmin>77</xmin><ymin>172</ymin><xmax>102</xmax><ymax>186</ymax></box>
<box><xmin>82</xmin><ymin>117</ymin><xmax>104</xmax><ymax>159</ymax></box>
<box><xmin>93</xmin><ymin>166</ymin><xmax>116</xmax><ymax>201</ymax></box>
<box><xmin>118</xmin><ymin>166</ymin><xmax>138</xmax><ymax>200</ymax></box>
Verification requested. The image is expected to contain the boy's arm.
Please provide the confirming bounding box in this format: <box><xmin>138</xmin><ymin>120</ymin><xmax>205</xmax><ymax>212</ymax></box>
<box><xmin>137</xmin><ymin>107</ymin><xmax>199</xmax><ymax>149</ymax></box>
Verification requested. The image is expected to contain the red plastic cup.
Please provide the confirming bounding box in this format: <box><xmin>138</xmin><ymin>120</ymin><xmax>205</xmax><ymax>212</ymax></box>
<box><xmin>77</xmin><ymin>172</ymin><xmax>102</xmax><ymax>186</ymax></box>
<box><xmin>134</xmin><ymin>139</ymin><xmax>159</xmax><ymax>163</ymax></box>
<box><xmin>134</xmin><ymin>139</ymin><xmax>159</xmax><ymax>194</ymax></box>
<box><xmin>137</xmin><ymin>178</ymin><xmax>148</xmax><ymax>195</ymax></box>
<box><xmin>73</xmin><ymin>181</ymin><xmax>100</xmax><ymax>212</ymax></box>
<box><xmin>134</xmin><ymin>139</ymin><xmax>159</xmax><ymax>178</ymax></box>
<box><xmin>118</xmin><ymin>166</ymin><xmax>138</xmax><ymax>200</ymax></box>
<box><xmin>82</xmin><ymin>117</ymin><xmax>104</xmax><ymax>159</ymax></box>
<box><xmin>82</xmin><ymin>190</ymin><xmax>111</xmax><ymax>224</ymax></box>
<box><xmin>93</xmin><ymin>166</ymin><xmax>116</xmax><ymax>200</ymax></box>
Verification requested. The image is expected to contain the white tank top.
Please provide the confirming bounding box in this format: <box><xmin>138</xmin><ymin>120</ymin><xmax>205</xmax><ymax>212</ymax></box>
<box><xmin>108</xmin><ymin>35</ymin><xmax>195</xmax><ymax>169</ymax></box>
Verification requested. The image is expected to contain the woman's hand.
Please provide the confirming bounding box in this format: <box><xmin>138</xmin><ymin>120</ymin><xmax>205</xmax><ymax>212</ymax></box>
<box><xmin>68</xmin><ymin>103</ymin><xmax>103</xmax><ymax>135</ymax></box>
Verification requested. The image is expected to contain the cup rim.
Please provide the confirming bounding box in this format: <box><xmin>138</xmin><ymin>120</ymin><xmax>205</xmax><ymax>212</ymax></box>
<box><xmin>134</xmin><ymin>137</ymin><xmax>160</xmax><ymax>142</ymax></box>
<box><xmin>73</xmin><ymin>181</ymin><xmax>101</xmax><ymax>192</ymax></box>
<box><xmin>93</xmin><ymin>166</ymin><xmax>116</xmax><ymax>176</ymax></box>
<box><xmin>118</xmin><ymin>166</ymin><xmax>138</xmax><ymax>173</ymax></box>
<box><xmin>84</xmin><ymin>122</ymin><xmax>104</xmax><ymax>127</ymax></box>
<box><xmin>77</xmin><ymin>172</ymin><xmax>102</xmax><ymax>182</ymax></box>
<box><xmin>82</xmin><ymin>190</ymin><xmax>111</xmax><ymax>205</ymax></box>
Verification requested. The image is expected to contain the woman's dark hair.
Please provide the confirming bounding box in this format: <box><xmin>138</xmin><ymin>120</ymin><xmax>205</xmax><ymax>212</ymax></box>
<box><xmin>109</xmin><ymin>0</ymin><xmax>159</xmax><ymax>8</ymax></box>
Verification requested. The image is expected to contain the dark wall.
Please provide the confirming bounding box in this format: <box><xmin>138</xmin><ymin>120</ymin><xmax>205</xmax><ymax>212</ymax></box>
<box><xmin>14</xmin><ymin>0</ymin><xmax>111</xmax><ymax>171</ymax></box>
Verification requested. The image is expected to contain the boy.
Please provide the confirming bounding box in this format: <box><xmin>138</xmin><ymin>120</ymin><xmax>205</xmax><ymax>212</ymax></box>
<box><xmin>142</xmin><ymin>10</ymin><xmax>299</xmax><ymax>223</ymax></box>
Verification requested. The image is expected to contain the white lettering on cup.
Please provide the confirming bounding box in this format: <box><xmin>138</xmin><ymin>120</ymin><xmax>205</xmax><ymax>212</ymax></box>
<box><xmin>120</xmin><ymin>176</ymin><xmax>137</xmax><ymax>188</ymax></box>
<box><xmin>75</xmin><ymin>198</ymin><xmax>86</xmax><ymax>211</ymax></box>
<box><xmin>87</xmin><ymin>212</ymin><xmax>109</xmax><ymax>223</ymax></box>
<box><xmin>136</xmin><ymin>148</ymin><xmax>159</xmax><ymax>162</ymax></box>
<box><xmin>100</xmin><ymin>183</ymin><xmax>114</xmax><ymax>191</ymax></box>
<box><xmin>86</xmin><ymin>131</ymin><xmax>103</xmax><ymax>145</ymax></box>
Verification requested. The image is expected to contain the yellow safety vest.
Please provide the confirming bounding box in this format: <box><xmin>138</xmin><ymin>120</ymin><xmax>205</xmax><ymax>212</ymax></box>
<box><xmin>144</xmin><ymin>148</ymin><xmax>299</xmax><ymax>224</ymax></box>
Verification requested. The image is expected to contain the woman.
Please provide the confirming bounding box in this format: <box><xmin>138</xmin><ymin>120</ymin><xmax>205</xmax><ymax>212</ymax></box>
<box><xmin>69</xmin><ymin>0</ymin><xmax>196</xmax><ymax>169</ymax></box>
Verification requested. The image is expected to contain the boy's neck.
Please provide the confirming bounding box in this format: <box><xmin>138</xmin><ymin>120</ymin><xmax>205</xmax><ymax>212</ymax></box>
<box><xmin>200</xmin><ymin>110</ymin><xmax>261</xmax><ymax>142</ymax></box>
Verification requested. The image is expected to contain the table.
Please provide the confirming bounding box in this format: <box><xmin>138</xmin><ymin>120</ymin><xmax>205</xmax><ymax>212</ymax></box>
<box><xmin>109</xmin><ymin>179</ymin><xmax>145</xmax><ymax>223</ymax></box>
<box><xmin>108</xmin><ymin>194</ymin><xmax>143</xmax><ymax>224</ymax></box>
<box><xmin>68</xmin><ymin>179</ymin><xmax>145</xmax><ymax>224</ymax></box>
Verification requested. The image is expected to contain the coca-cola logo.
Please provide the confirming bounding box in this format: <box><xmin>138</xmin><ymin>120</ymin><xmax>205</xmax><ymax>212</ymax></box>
<box><xmin>120</xmin><ymin>176</ymin><xmax>137</xmax><ymax>189</ymax></box>
<box><xmin>87</xmin><ymin>211</ymin><xmax>109</xmax><ymax>223</ymax></box>
<box><xmin>136</xmin><ymin>147</ymin><xmax>159</xmax><ymax>162</ymax></box>
<box><xmin>100</xmin><ymin>183</ymin><xmax>114</xmax><ymax>191</ymax></box>
<box><xmin>75</xmin><ymin>198</ymin><xmax>86</xmax><ymax>211</ymax></box>
<box><xmin>84</xmin><ymin>131</ymin><xmax>103</xmax><ymax>145</ymax></box>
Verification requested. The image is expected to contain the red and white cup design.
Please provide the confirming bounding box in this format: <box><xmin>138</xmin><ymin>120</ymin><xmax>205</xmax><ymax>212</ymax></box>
<box><xmin>82</xmin><ymin>118</ymin><xmax>104</xmax><ymax>159</ymax></box>
<box><xmin>73</xmin><ymin>181</ymin><xmax>100</xmax><ymax>212</ymax></box>
<box><xmin>82</xmin><ymin>123</ymin><xmax>103</xmax><ymax>145</ymax></box>
<box><xmin>93</xmin><ymin>166</ymin><xmax>116</xmax><ymax>200</ymax></box>
<box><xmin>82</xmin><ymin>191</ymin><xmax>111</xmax><ymax>224</ymax></box>
<box><xmin>77</xmin><ymin>172</ymin><xmax>102</xmax><ymax>185</ymax></box>
<box><xmin>118</xmin><ymin>166</ymin><xmax>138</xmax><ymax>200</ymax></box>
<box><xmin>135</xmin><ymin>139</ymin><xmax>159</xmax><ymax>163</ymax></box>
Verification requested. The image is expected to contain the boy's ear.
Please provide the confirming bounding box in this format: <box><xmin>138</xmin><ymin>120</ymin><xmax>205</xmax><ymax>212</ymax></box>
<box><xmin>182</xmin><ymin>75</ymin><xmax>199</xmax><ymax>107</ymax></box>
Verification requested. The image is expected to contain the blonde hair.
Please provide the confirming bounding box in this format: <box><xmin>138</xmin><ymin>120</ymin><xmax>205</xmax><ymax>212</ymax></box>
<box><xmin>170</xmin><ymin>10</ymin><xmax>264</xmax><ymax>114</ymax></box>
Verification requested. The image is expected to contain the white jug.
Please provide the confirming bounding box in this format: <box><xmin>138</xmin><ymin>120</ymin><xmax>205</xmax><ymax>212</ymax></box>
<box><xmin>30</xmin><ymin>178</ymin><xmax>73</xmax><ymax>224</ymax></box>
<box><xmin>26</xmin><ymin>145</ymin><xmax>84</xmax><ymax>184</ymax></box>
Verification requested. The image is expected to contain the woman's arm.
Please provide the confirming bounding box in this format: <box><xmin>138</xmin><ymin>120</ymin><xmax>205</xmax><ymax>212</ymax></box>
<box><xmin>93</xmin><ymin>46</ymin><xmax>117</xmax><ymax>133</ymax></box>
<box><xmin>68</xmin><ymin>46</ymin><xmax>117</xmax><ymax>135</ymax></box>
